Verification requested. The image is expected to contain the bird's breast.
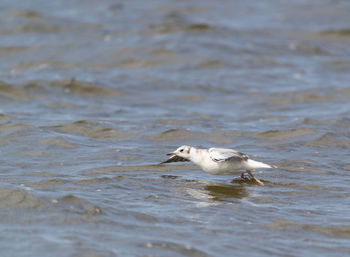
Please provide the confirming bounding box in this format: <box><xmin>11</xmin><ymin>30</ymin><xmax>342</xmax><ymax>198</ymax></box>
<box><xmin>198</xmin><ymin>159</ymin><xmax>245</xmax><ymax>175</ymax></box>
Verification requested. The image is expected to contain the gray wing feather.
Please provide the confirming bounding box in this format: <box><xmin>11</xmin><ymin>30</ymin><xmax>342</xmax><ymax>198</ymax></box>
<box><xmin>209</xmin><ymin>148</ymin><xmax>248</xmax><ymax>162</ymax></box>
<box><xmin>160</xmin><ymin>155</ymin><xmax>189</xmax><ymax>164</ymax></box>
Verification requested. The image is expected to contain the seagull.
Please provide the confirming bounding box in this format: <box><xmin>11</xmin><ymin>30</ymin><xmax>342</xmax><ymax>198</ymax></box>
<box><xmin>161</xmin><ymin>145</ymin><xmax>276</xmax><ymax>185</ymax></box>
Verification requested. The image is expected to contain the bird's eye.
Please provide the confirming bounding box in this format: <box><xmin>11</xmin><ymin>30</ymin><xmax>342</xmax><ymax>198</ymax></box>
<box><xmin>180</xmin><ymin>149</ymin><xmax>184</xmax><ymax>152</ymax></box>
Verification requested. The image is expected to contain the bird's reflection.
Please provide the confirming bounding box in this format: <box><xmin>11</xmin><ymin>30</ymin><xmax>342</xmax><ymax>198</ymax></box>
<box><xmin>204</xmin><ymin>182</ymin><xmax>248</xmax><ymax>201</ymax></box>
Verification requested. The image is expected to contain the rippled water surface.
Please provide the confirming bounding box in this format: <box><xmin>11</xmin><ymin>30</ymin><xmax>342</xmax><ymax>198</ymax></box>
<box><xmin>1</xmin><ymin>0</ymin><xmax>350</xmax><ymax>256</ymax></box>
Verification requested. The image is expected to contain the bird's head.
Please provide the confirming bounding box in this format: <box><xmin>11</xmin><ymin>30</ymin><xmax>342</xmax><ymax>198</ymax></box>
<box><xmin>167</xmin><ymin>145</ymin><xmax>192</xmax><ymax>158</ymax></box>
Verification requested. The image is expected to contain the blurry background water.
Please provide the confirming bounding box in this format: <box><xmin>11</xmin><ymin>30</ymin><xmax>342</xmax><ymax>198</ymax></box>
<box><xmin>1</xmin><ymin>0</ymin><xmax>350</xmax><ymax>256</ymax></box>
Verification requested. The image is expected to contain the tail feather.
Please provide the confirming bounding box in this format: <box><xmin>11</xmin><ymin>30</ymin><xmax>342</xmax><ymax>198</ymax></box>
<box><xmin>246</xmin><ymin>159</ymin><xmax>275</xmax><ymax>169</ymax></box>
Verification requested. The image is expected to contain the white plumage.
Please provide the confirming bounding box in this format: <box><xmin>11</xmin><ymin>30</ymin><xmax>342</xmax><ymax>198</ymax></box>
<box><xmin>161</xmin><ymin>145</ymin><xmax>276</xmax><ymax>185</ymax></box>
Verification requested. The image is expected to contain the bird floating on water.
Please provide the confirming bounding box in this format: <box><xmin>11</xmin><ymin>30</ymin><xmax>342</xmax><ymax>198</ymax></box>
<box><xmin>161</xmin><ymin>145</ymin><xmax>276</xmax><ymax>186</ymax></box>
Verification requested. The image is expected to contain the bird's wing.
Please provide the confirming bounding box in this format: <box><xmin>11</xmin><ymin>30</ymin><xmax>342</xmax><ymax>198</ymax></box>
<box><xmin>160</xmin><ymin>155</ymin><xmax>190</xmax><ymax>164</ymax></box>
<box><xmin>209</xmin><ymin>148</ymin><xmax>248</xmax><ymax>162</ymax></box>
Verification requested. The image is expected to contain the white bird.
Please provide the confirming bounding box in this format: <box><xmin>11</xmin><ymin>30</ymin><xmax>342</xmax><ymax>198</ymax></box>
<box><xmin>161</xmin><ymin>145</ymin><xmax>276</xmax><ymax>185</ymax></box>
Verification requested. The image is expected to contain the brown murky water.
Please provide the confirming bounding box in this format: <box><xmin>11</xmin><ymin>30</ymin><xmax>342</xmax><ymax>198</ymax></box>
<box><xmin>1</xmin><ymin>0</ymin><xmax>350</xmax><ymax>256</ymax></box>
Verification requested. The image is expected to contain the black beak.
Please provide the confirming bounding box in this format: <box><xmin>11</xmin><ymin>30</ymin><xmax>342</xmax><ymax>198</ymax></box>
<box><xmin>166</xmin><ymin>152</ymin><xmax>175</xmax><ymax>156</ymax></box>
